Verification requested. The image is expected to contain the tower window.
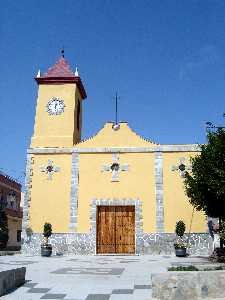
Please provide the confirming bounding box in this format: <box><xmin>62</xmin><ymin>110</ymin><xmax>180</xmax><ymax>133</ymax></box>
<box><xmin>77</xmin><ymin>100</ymin><xmax>80</xmax><ymax>130</ymax></box>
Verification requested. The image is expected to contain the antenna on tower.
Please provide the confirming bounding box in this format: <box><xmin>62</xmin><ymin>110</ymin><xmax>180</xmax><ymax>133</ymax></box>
<box><xmin>115</xmin><ymin>92</ymin><xmax>118</xmax><ymax>125</ymax></box>
<box><xmin>112</xmin><ymin>92</ymin><xmax>120</xmax><ymax>130</ymax></box>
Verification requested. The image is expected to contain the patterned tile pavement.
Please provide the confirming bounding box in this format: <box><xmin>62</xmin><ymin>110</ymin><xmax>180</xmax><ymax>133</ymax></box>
<box><xmin>0</xmin><ymin>254</ymin><xmax>209</xmax><ymax>300</ymax></box>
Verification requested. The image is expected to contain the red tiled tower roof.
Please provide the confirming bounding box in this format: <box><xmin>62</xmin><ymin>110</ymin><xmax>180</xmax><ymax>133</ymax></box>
<box><xmin>35</xmin><ymin>56</ymin><xmax>87</xmax><ymax>99</ymax></box>
<box><xmin>44</xmin><ymin>57</ymin><xmax>75</xmax><ymax>77</ymax></box>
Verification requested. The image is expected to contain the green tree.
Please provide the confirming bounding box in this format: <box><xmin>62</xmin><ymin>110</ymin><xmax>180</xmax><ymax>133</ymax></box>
<box><xmin>43</xmin><ymin>222</ymin><xmax>52</xmax><ymax>245</ymax></box>
<box><xmin>184</xmin><ymin>128</ymin><xmax>225</xmax><ymax>247</ymax></box>
<box><xmin>175</xmin><ymin>220</ymin><xmax>186</xmax><ymax>238</ymax></box>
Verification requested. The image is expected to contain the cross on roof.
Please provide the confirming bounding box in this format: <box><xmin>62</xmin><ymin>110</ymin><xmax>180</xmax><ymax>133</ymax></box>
<box><xmin>101</xmin><ymin>153</ymin><xmax>129</xmax><ymax>182</ymax></box>
<box><xmin>40</xmin><ymin>160</ymin><xmax>60</xmax><ymax>180</ymax></box>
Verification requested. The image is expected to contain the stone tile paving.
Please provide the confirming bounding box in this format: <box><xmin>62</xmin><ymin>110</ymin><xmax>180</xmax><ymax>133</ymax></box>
<box><xmin>0</xmin><ymin>254</ymin><xmax>209</xmax><ymax>300</ymax></box>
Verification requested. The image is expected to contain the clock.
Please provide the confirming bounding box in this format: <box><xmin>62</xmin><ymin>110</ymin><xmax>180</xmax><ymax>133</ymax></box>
<box><xmin>46</xmin><ymin>98</ymin><xmax>65</xmax><ymax>115</ymax></box>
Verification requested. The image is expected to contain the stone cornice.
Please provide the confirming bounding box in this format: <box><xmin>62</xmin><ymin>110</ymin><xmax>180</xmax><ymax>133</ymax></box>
<box><xmin>28</xmin><ymin>144</ymin><xmax>201</xmax><ymax>154</ymax></box>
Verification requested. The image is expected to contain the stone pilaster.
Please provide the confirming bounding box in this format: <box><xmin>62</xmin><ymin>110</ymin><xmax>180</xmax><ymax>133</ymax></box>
<box><xmin>69</xmin><ymin>153</ymin><xmax>79</xmax><ymax>231</ymax></box>
<box><xmin>155</xmin><ymin>152</ymin><xmax>164</xmax><ymax>232</ymax></box>
<box><xmin>21</xmin><ymin>153</ymin><xmax>34</xmax><ymax>247</ymax></box>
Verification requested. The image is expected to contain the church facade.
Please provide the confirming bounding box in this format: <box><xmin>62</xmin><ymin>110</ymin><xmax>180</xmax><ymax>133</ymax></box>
<box><xmin>22</xmin><ymin>56</ymin><xmax>211</xmax><ymax>255</ymax></box>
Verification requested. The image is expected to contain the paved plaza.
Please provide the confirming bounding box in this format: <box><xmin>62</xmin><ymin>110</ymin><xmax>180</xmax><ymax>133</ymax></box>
<box><xmin>1</xmin><ymin>254</ymin><xmax>208</xmax><ymax>300</ymax></box>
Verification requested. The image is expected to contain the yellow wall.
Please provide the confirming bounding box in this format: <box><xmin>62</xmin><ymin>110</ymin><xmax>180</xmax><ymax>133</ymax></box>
<box><xmin>31</xmin><ymin>83</ymin><xmax>81</xmax><ymax>148</ymax></box>
<box><xmin>77</xmin><ymin>153</ymin><xmax>156</xmax><ymax>233</ymax></box>
<box><xmin>28</xmin><ymin>120</ymin><xmax>207</xmax><ymax>234</ymax></box>
<box><xmin>78</xmin><ymin>122</ymin><xmax>158</xmax><ymax>148</ymax></box>
<box><xmin>29</xmin><ymin>154</ymin><xmax>72</xmax><ymax>232</ymax></box>
<box><xmin>163</xmin><ymin>152</ymin><xmax>206</xmax><ymax>232</ymax></box>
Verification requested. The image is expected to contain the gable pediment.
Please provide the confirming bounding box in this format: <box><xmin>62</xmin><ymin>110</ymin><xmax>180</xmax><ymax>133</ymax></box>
<box><xmin>76</xmin><ymin>122</ymin><xmax>158</xmax><ymax>148</ymax></box>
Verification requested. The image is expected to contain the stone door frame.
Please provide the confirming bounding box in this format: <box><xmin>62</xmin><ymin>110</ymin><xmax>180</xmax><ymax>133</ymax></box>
<box><xmin>90</xmin><ymin>198</ymin><xmax>143</xmax><ymax>255</ymax></box>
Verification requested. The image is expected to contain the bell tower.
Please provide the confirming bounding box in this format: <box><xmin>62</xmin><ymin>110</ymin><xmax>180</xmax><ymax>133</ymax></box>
<box><xmin>31</xmin><ymin>54</ymin><xmax>87</xmax><ymax>148</ymax></box>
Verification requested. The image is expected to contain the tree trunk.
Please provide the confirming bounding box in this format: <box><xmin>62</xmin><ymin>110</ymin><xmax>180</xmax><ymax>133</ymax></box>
<box><xmin>44</xmin><ymin>236</ymin><xmax>48</xmax><ymax>245</ymax></box>
<box><xmin>219</xmin><ymin>218</ymin><xmax>223</xmax><ymax>249</ymax></box>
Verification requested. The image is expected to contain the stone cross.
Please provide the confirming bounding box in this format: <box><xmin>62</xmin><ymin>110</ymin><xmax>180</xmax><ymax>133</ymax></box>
<box><xmin>101</xmin><ymin>153</ymin><xmax>129</xmax><ymax>182</ymax></box>
<box><xmin>171</xmin><ymin>157</ymin><xmax>192</xmax><ymax>178</ymax></box>
<box><xmin>40</xmin><ymin>160</ymin><xmax>60</xmax><ymax>180</ymax></box>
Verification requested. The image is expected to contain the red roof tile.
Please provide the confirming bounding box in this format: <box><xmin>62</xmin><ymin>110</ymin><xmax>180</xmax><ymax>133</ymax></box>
<box><xmin>44</xmin><ymin>57</ymin><xmax>75</xmax><ymax>77</ymax></box>
<box><xmin>35</xmin><ymin>57</ymin><xmax>87</xmax><ymax>99</ymax></box>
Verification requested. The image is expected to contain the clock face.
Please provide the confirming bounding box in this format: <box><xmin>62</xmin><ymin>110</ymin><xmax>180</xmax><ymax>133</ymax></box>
<box><xmin>46</xmin><ymin>98</ymin><xmax>65</xmax><ymax>115</ymax></box>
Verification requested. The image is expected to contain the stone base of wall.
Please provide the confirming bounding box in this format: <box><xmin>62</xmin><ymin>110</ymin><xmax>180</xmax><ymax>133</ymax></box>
<box><xmin>151</xmin><ymin>270</ymin><xmax>225</xmax><ymax>300</ymax></box>
<box><xmin>22</xmin><ymin>233</ymin><xmax>95</xmax><ymax>256</ymax></box>
<box><xmin>22</xmin><ymin>232</ymin><xmax>212</xmax><ymax>256</ymax></box>
<box><xmin>0</xmin><ymin>267</ymin><xmax>26</xmax><ymax>296</ymax></box>
<box><xmin>139</xmin><ymin>233</ymin><xmax>212</xmax><ymax>256</ymax></box>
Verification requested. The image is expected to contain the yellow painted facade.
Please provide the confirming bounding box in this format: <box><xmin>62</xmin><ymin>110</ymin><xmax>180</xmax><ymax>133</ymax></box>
<box><xmin>31</xmin><ymin>83</ymin><xmax>82</xmax><ymax>148</ymax></box>
<box><xmin>28</xmin><ymin>121</ymin><xmax>206</xmax><ymax>234</ymax></box>
<box><xmin>26</xmin><ymin>57</ymin><xmax>207</xmax><ymax>241</ymax></box>
<box><xmin>77</xmin><ymin>122</ymin><xmax>157</xmax><ymax>148</ymax></box>
<box><xmin>29</xmin><ymin>154</ymin><xmax>72</xmax><ymax>232</ymax></box>
<box><xmin>163</xmin><ymin>152</ymin><xmax>206</xmax><ymax>232</ymax></box>
<box><xmin>77</xmin><ymin>152</ymin><xmax>156</xmax><ymax>233</ymax></box>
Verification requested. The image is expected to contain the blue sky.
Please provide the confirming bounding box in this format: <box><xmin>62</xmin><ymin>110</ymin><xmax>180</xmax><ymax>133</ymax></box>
<box><xmin>0</xmin><ymin>0</ymin><xmax>224</xmax><ymax>185</ymax></box>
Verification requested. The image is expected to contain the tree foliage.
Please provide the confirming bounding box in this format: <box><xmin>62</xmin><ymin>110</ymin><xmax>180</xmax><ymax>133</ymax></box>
<box><xmin>43</xmin><ymin>222</ymin><xmax>52</xmax><ymax>238</ymax></box>
<box><xmin>175</xmin><ymin>220</ymin><xmax>186</xmax><ymax>237</ymax></box>
<box><xmin>184</xmin><ymin>128</ymin><xmax>225</xmax><ymax>218</ymax></box>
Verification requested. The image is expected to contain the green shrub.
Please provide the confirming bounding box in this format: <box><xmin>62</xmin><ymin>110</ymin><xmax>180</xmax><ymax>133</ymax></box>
<box><xmin>168</xmin><ymin>265</ymin><xmax>224</xmax><ymax>271</ymax></box>
<box><xmin>175</xmin><ymin>220</ymin><xmax>186</xmax><ymax>237</ymax></box>
<box><xmin>168</xmin><ymin>265</ymin><xmax>198</xmax><ymax>271</ymax></box>
<box><xmin>174</xmin><ymin>242</ymin><xmax>187</xmax><ymax>249</ymax></box>
<box><xmin>43</xmin><ymin>223</ymin><xmax>52</xmax><ymax>238</ymax></box>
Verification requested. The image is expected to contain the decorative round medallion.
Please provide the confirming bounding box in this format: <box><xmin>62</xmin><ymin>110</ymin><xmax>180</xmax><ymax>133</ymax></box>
<box><xmin>112</xmin><ymin>123</ymin><xmax>120</xmax><ymax>131</ymax></box>
<box><xmin>111</xmin><ymin>163</ymin><xmax>120</xmax><ymax>171</ymax></box>
<box><xmin>46</xmin><ymin>98</ymin><xmax>65</xmax><ymax>115</ymax></box>
<box><xmin>46</xmin><ymin>165</ymin><xmax>54</xmax><ymax>173</ymax></box>
<box><xmin>178</xmin><ymin>164</ymin><xmax>186</xmax><ymax>172</ymax></box>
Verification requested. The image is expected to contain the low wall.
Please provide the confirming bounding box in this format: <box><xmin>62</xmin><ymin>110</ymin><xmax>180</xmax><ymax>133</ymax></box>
<box><xmin>0</xmin><ymin>251</ymin><xmax>20</xmax><ymax>256</ymax></box>
<box><xmin>22</xmin><ymin>233</ymin><xmax>95</xmax><ymax>255</ymax></box>
<box><xmin>151</xmin><ymin>270</ymin><xmax>225</xmax><ymax>300</ymax></box>
<box><xmin>0</xmin><ymin>267</ymin><xmax>26</xmax><ymax>296</ymax></box>
<box><xmin>139</xmin><ymin>233</ymin><xmax>212</xmax><ymax>255</ymax></box>
<box><xmin>22</xmin><ymin>232</ymin><xmax>212</xmax><ymax>256</ymax></box>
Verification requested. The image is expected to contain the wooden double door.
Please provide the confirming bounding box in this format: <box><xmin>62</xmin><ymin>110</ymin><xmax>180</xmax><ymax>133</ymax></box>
<box><xmin>97</xmin><ymin>206</ymin><xmax>135</xmax><ymax>254</ymax></box>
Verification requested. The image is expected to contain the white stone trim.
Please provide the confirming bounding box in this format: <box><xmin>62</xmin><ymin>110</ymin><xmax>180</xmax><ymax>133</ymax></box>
<box><xmin>101</xmin><ymin>153</ymin><xmax>130</xmax><ymax>182</ymax></box>
<box><xmin>28</xmin><ymin>144</ymin><xmax>200</xmax><ymax>154</ymax></box>
<box><xmin>69</xmin><ymin>153</ymin><xmax>79</xmax><ymax>231</ymax></box>
<box><xmin>22</xmin><ymin>154</ymin><xmax>33</xmax><ymax>231</ymax></box>
<box><xmin>155</xmin><ymin>152</ymin><xmax>164</xmax><ymax>232</ymax></box>
<box><xmin>90</xmin><ymin>198</ymin><xmax>143</xmax><ymax>254</ymax></box>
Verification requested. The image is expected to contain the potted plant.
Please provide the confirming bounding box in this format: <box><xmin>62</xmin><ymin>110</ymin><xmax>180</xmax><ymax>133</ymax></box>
<box><xmin>41</xmin><ymin>222</ymin><xmax>52</xmax><ymax>257</ymax></box>
<box><xmin>174</xmin><ymin>220</ymin><xmax>187</xmax><ymax>257</ymax></box>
